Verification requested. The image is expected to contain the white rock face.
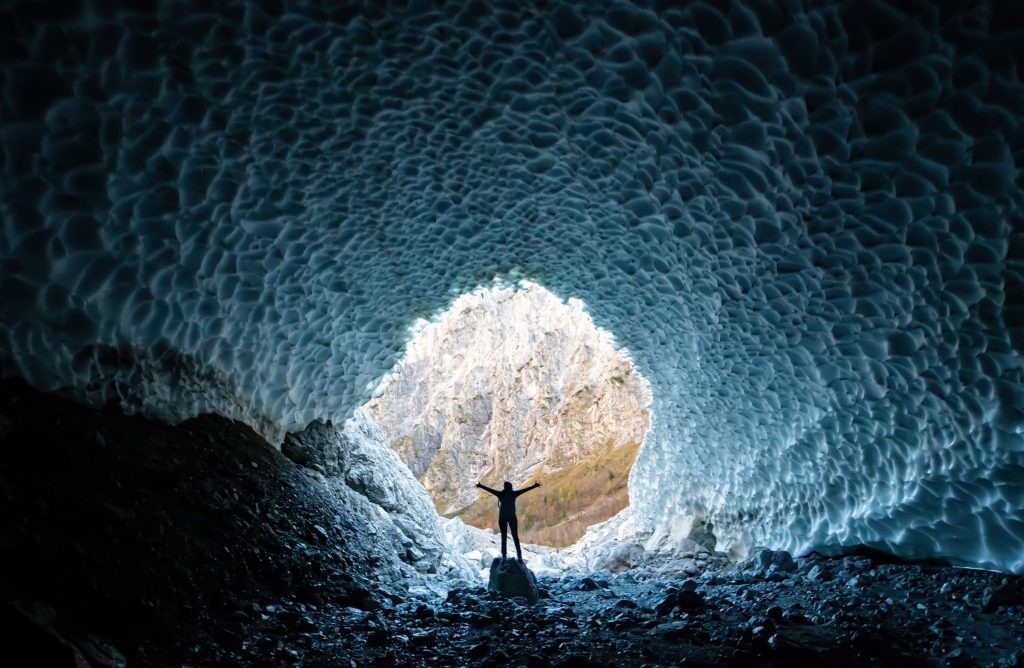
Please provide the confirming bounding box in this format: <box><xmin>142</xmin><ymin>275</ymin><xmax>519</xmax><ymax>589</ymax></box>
<box><xmin>364</xmin><ymin>283</ymin><xmax>651</xmax><ymax>513</ymax></box>
<box><xmin>284</xmin><ymin>410</ymin><xmax>476</xmax><ymax>582</ymax></box>
<box><xmin>1</xmin><ymin>1</ymin><xmax>1023</xmax><ymax>572</ymax></box>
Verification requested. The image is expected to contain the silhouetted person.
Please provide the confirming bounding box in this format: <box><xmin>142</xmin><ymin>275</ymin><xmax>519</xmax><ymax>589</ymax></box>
<box><xmin>476</xmin><ymin>480</ymin><xmax>541</xmax><ymax>560</ymax></box>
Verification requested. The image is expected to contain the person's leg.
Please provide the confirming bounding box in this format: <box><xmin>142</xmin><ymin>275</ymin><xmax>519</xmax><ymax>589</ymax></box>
<box><xmin>499</xmin><ymin>517</ymin><xmax>508</xmax><ymax>559</ymax></box>
<box><xmin>510</xmin><ymin>517</ymin><xmax>522</xmax><ymax>560</ymax></box>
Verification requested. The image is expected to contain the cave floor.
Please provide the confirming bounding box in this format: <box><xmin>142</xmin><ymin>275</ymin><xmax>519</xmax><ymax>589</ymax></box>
<box><xmin>213</xmin><ymin>557</ymin><xmax>1024</xmax><ymax>668</ymax></box>
<box><xmin>1</xmin><ymin>380</ymin><xmax>1022</xmax><ymax>667</ymax></box>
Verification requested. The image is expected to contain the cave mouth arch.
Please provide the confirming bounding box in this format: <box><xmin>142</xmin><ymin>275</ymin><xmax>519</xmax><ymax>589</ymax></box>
<box><xmin>363</xmin><ymin>280</ymin><xmax>653</xmax><ymax>548</ymax></box>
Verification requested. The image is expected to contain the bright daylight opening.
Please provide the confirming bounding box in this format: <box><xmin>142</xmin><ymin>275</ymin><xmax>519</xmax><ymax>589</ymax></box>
<box><xmin>364</xmin><ymin>281</ymin><xmax>652</xmax><ymax>548</ymax></box>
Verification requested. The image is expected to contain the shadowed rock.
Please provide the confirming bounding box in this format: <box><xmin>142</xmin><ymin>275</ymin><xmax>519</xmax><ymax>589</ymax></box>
<box><xmin>983</xmin><ymin>577</ymin><xmax>1024</xmax><ymax>613</ymax></box>
<box><xmin>743</xmin><ymin>547</ymin><xmax>797</xmax><ymax>575</ymax></box>
<box><xmin>488</xmin><ymin>558</ymin><xmax>539</xmax><ymax>603</ymax></box>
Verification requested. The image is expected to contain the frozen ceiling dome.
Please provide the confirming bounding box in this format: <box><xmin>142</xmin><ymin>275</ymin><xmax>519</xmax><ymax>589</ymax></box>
<box><xmin>1</xmin><ymin>2</ymin><xmax>1022</xmax><ymax>571</ymax></box>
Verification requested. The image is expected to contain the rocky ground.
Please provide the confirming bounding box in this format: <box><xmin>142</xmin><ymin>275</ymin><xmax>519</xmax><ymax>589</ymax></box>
<box><xmin>2</xmin><ymin>380</ymin><xmax>1023</xmax><ymax>666</ymax></box>
<box><xmin>216</xmin><ymin>551</ymin><xmax>1024</xmax><ymax>667</ymax></box>
<box><xmin>0</xmin><ymin>379</ymin><xmax>411</xmax><ymax>666</ymax></box>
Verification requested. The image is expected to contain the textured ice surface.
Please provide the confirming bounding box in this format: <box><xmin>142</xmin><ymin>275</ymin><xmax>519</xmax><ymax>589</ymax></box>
<box><xmin>1</xmin><ymin>1</ymin><xmax>1023</xmax><ymax>571</ymax></box>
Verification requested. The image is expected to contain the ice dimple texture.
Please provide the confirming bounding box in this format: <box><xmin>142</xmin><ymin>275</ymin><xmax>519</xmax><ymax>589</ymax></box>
<box><xmin>1</xmin><ymin>1</ymin><xmax>1022</xmax><ymax>571</ymax></box>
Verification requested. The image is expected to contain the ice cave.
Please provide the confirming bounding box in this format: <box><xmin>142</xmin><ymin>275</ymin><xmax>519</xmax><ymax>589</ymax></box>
<box><xmin>1</xmin><ymin>0</ymin><xmax>1023</xmax><ymax>665</ymax></box>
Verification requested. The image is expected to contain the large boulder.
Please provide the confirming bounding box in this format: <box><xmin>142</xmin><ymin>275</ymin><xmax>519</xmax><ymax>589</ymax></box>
<box><xmin>488</xmin><ymin>558</ymin><xmax>539</xmax><ymax>603</ymax></box>
<box><xmin>281</xmin><ymin>420</ymin><xmax>342</xmax><ymax>475</ymax></box>
<box><xmin>656</xmin><ymin>579</ymin><xmax>706</xmax><ymax>617</ymax></box>
<box><xmin>983</xmin><ymin>577</ymin><xmax>1024</xmax><ymax>613</ymax></box>
<box><xmin>742</xmin><ymin>547</ymin><xmax>797</xmax><ymax>575</ymax></box>
<box><xmin>586</xmin><ymin>539</ymin><xmax>645</xmax><ymax>573</ymax></box>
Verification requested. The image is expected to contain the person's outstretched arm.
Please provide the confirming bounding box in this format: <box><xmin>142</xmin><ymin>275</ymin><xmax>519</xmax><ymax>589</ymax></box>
<box><xmin>476</xmin><ymin>482</ymin><xmax>500</xmax><ymax>496</ymax></box>
<box><xmin>514</xmin><ymin>481</ymin><xmax>541</xmax><ymax>497</ymax></box>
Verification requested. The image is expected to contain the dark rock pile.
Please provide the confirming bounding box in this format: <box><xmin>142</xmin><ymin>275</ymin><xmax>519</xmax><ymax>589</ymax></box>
<box><xmin>318</xmin><ymin>554</ymin><xmax>1023</xmax><ymax>667</ymax></box>
<box><xmin>0</xmin><ymin>380</ymin><xmax>400</xmax><ymax>666</ymax></box>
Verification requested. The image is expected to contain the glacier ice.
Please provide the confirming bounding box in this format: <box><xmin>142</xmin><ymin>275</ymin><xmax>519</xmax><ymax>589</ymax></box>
<box><xmin>1</xmin><ymin>1</ymin><xmax>1023</xmax><ymax>572</ymax></box>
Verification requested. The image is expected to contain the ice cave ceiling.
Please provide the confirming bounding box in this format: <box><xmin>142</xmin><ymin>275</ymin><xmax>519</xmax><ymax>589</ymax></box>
<box><xmin>0</xmin><ymin>1</ymin><xmax>1023</xmax><ymax>571</ymax></box>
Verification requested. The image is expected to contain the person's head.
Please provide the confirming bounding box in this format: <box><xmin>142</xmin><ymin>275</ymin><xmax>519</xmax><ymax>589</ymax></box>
<box><xmin>503</xmin><ymin>481</ymin><xmax>513</xmax><ymax>491</ymax></box>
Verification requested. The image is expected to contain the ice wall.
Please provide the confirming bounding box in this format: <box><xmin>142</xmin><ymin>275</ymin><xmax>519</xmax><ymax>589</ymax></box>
<box><xmin>1</xmin><ymin>1</ymin><xmax>1022</xmax><ymax>571</ymax></box>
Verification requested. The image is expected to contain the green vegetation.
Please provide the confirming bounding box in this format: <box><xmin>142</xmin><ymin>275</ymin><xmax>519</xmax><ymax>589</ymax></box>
<box><xmin>451</xmin><ymin>440</ymin><xmax>640</xmax><ymax>547</ymax></box>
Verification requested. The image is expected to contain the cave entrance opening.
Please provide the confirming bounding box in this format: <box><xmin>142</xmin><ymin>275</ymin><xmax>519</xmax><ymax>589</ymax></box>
<box><xmin>363</xmin><ymin>281</ymin><xmax>652</xmax><ymax>548</ymax></box>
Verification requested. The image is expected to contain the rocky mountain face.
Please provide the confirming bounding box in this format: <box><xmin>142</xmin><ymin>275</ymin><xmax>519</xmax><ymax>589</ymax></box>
<box><xmin>364</xmin><ymin>284</ymin><xmax>651</xmax><ymax>543</ymax></box>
